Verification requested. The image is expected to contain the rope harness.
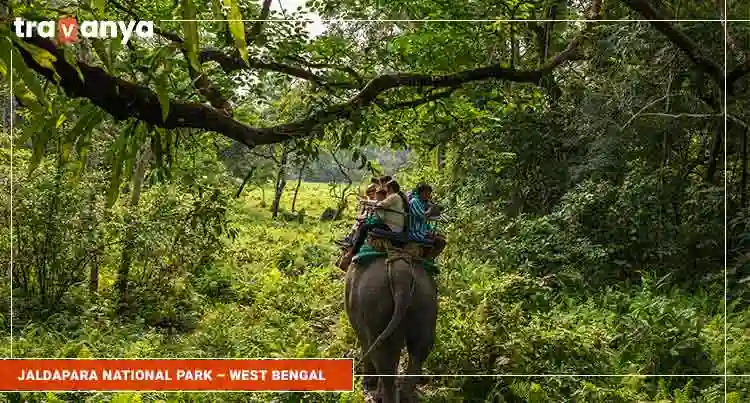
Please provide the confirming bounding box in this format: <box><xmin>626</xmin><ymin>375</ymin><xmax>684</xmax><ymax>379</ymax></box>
<box><xmin>383</xmin><ymin>247</ymin><xmax>419</xmax><ymax>304</ymax></box>
<box><xmin>354</xmin><ymin>234</ymin><xmax>439</xmax><ymax>275</ymax></box>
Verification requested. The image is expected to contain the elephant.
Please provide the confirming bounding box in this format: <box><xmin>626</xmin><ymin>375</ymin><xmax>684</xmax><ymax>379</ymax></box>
<box><xmin>344</xmin><ymin>252</ymin><xmax>438</xmax><ymax>403</ymax></box>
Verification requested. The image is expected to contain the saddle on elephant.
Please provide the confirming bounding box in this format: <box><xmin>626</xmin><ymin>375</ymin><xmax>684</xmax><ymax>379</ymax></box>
<box><xmin>353</xmin><ymin>223</ymin><xmax>442</xmax><ymax>276</ymax></box>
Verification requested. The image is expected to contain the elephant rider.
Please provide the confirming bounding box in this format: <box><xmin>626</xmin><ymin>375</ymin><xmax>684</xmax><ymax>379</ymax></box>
<box><xmin>338</xmin><ymin>179</ymin><xmax>408</xmax><ymax>270</ymax></box>
<box><xmin>359</xmin><ymin>183</ymin><xmax>380</xmax><ymax>216</ymax></box>
<box><xmin>409</xmin><ymin>182</ymin><xmax>446</xmax><ymax>257</ymax></box>
<box><xmin>372</xmin><ymin>175</ymin><xmax>392</xmax><ymax>193</ymax></box>
<box><xmin>353</xmin><ymin>177</ymin><xmax>395</xmax><ymax>237</ymax></box>
<box><xmin>338</xmin><ymin>184</ymin><xmax>380</xmax><ymax>248</ymax></box>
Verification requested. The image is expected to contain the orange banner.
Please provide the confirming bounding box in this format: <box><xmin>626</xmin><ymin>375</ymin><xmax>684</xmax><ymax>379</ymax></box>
<box><xmin>0</xmin><ymin>359</ymin><xmax>354</xmax><ymax>391</ymax></box>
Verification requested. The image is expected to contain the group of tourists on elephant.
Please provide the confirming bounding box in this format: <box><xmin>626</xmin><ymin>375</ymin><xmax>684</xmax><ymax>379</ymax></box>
<box><xmin>336</xmin><ymin>176</ymin><xmax>446</xmax><ymax>271</ymax></box>
<box><xmin>340</xmin><ymin>177</ymin><xmax>444</xmax><ymax>402</ymax></box>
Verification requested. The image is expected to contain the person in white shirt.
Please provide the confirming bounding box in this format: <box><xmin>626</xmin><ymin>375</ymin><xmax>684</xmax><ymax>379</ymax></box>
<box><xmin>338</xmin><ymin>179</ymin><xmax>407</xmax><ymax>270</ymax></box>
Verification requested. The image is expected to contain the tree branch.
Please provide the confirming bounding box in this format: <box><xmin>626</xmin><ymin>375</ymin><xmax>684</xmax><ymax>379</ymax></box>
<box><xmin>282</xmin><ymin>55</ymin><xmax>364</xmax><ymax>85</ymax></box>
<box><xmin>620</xmin><ymin>0</ymin><xmax>723</xmax><ymax>87</ymax></box>
<box><xmin>728</xmin><ymin>60</ymin><xmax>750</xmax><ymax>90</ymax></box>
<box><xmin>249</xmin><ymin>149</ymin><xmax>279</xmax><ymax>163</ymax></box>
<box><xmin>265</xmin><ymin>65</ymin><xmax>549</xmax><ymax>137</ymax></box>
<box><xmin>235</xmin><ymin>166</ymin><xmax>257</xmax><ymax>198</ymax></box>
<box><xmin>198</xmin><ymin>49</ymin><xmax>357</xmax><ymax>88</ymax></box>
<box><xmin>14</xmin><ymin>0</ymin><xmax>600</xmax><ymax>150</ymax></box>
<box><xmin>106</xmin><ymin>0</ymin><xmax>358</xmax><ymax>89</ymax></box>
<box><xmin>375</xmin><ymin>87</ymin><xmax>458</xmax><ymax>111</ymax></box>
<box><xmin>108</xmin><ymin>0</ymin><xmax>232</xmax><ymax>114</ymax></box>
<box><xmin>17</xmin><ymin>35</ymin><xmax>284</xmax><ymax>147</ymax></box>
<box><xmin>248</xmin><ymin>0</ymin><xmax>273</xmax><ymax>46</ymax></box>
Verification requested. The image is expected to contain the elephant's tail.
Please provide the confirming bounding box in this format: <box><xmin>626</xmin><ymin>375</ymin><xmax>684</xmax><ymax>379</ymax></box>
<box><xmin>361</xmin><ymin>254</ymin><xmax>416</xmax><ymax>361</ymax></box>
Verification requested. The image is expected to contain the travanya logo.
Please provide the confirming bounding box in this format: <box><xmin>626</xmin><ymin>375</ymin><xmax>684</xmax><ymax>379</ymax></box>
<box><xmin>13</xmin><ymin>17</ymin><xmax>154</xmax><ymax>45</ymax></box>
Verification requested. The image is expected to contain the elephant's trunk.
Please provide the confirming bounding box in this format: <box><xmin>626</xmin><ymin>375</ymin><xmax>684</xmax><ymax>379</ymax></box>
<box><xmin>361</xmin><ymin>256</ymin><xmax>417</xmax><ymax>361</ymax></box>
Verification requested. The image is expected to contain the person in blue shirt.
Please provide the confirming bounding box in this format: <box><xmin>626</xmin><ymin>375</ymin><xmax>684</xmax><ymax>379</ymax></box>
<box><xmin>408</xmin><ymin>183</ymin><xmax>432</xmax><ymax>243</ymax></box>
<box><xmin>408</xmin><ymin>183</ymin><xmax>446</xmax><ymax>258</ymax></box>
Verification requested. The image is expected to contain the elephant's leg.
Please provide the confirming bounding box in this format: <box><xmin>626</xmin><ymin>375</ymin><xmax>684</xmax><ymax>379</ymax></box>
<box><xmin>400</xmin><ymin>352</ymin><xmax>426</xmax><ymax>403</ymax></box>
<box><xmin>350</xmin><ymin>315</ymin><xmax>378</xmax><ymax>394</ymax></box>
<box><xmin>369</xmin><ymin>340</ymin><xmax>403</xmax><ymax>403</ymax></box>
<box><xmin>402</xmin><ymin>314</ymin><xmax>436</xmax><ymax>402</ymax></box>
<box><xmin>361</xmin><ymin>345</ymin><xmax>378</xmax><ymax>394</ymax></box>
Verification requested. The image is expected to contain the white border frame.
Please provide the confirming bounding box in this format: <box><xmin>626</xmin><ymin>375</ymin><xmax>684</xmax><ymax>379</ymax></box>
<box><xmin>3</xmin><ymin>9</ymin><xmax>739</xmax><ymax>399</ymax></box>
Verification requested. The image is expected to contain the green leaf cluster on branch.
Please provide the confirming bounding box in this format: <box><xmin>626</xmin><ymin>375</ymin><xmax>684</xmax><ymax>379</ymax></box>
<box><xmin>6</xmin><ymin>0</ymin><xmax>748</xmax><ymax>152</ymax></box>
<box><xmin>5</xmin><ymin>0</ymin><xmax>603</xmax><ymax>149</ymax></box>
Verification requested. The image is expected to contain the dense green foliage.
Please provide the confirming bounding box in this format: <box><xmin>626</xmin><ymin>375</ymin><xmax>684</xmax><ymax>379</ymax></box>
<box><xmin>0</xmin><ymin>157</ymin><xmax>734</xmax><ymax>402</ymax></box>
<box><xmin>0</xmin><ymin>0</ymin><xmax>747</xmax><ymax>401</ymax></box>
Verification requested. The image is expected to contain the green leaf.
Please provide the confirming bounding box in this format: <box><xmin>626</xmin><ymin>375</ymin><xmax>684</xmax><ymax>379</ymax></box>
<box><xmin>43</xmin><ymin>392</ymin><xmax>67</xmax><ymax>403</ymax></box>
<box><xmin>12</xmin><ymin>83</ymin><xmax>42</xmax><ymax>114</ymax></box>
<box><xmin>72</xmin><ymin>107</ymin><xmax>104</xmax><ymax>153</ymax></box>
<box><xmin>29</xmin><ymin>116</ymin><xmax>56</xmax><ymax>172</ymax></box>
<box><xmin>91</xmin><ymin>38</ymin><xmax>110</xmax><ymax>71</ymax></box>
<box><xmin>148</xmin><ymin>45</ymin><xmax>178</xmax><ymax>71</ymax></box>
<box><xmin>182</xmin><ymin>0</ymin><xmax>202</xmax><ymax>72</ymax></box>
<box><xmin>14</xmin><ymin>40</ymin><xmax>57</xmax><ymax>72</ymax></box>
<box><xmin>62</xmin><ymin>46</ymin><xmax>84</xmax><ymax>81</ymax></box>
<box><xmin>224</xmin><ymin>0</ymin><xmax>248</xmax><ymax>64</ymax></box>
<box><xmin>69</xmin><ymin>104</ymin><xmax>97</xmax><ymax>146</ymax></box>
<box><xmin>0</xmin><ymin>38</ymin><xmax>48</xmax><ymax>108</ymax></box>
<box><xmin>72</xmin><ymin>108</ymin><xmax>104</xmax><ymax>179</ymax></box>
<box><xmin>155</xmin><ymin>72</ymin><xmax>171</xmax><ymax>122</ymax></box>
<box><xmin>122</xmin><ymin>123</ymin><xmax>148</xmax><ymax>187</ymax></box>
<box><xmin>91</xmin><ymin>0</ymin><xmax>105</xmax><ymax>10</ymax></box>
<box><xmin>107</xmin><ymin>122</ymin><xmax>134</xmax><ymax>207</ymax></box>
<box><xmin>109</xmin><ymin>32</ymin><xmax>122</xmax><ymax>66</ymax></box>
<box><xmin>55</xmin><ymin>113</ymin><xmax>67</xmax><ymax>128</ymax></box>
<box><xmin>0</xmin><ymin>36</ymin><xmax>9</xmax><ymax>78</ymax></box>
<box><xmin>210</xmin><ymin>0</ymin><xmax>226</xmax><ymax>33</ymax></box>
